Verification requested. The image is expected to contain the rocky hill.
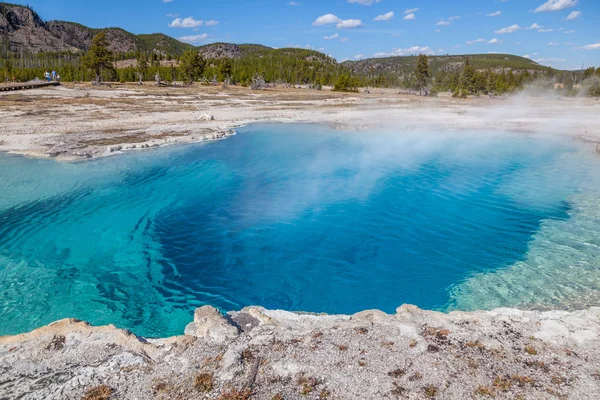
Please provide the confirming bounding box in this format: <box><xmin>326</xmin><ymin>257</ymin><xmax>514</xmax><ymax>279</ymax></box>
<box><xmin>0</xmin><ymin>3</ymin><xmax>77</xmax><ymax>52</ymax></box>
<box><xmin>45</xmin><ymin>21</ymin><xmax>142</xmax><ymax>53</ymax></box>
<box><xmin>0</xmin><ymin>3</ymin><xmax>190</xmax><ymax>55</ymax></box>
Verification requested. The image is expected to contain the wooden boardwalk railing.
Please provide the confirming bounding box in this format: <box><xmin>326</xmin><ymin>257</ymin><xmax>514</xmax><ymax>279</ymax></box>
<box><xmin>0</xmin><ymin>81</ymin><xmax>61</xmax><ymax>92</ymax></box>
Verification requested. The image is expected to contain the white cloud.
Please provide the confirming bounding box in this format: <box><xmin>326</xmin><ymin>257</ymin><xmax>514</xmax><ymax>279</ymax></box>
<box><xmin>205</xmin><ymin>20</ymin><xmax>219</xmax><ymax>26</ymax></box>
<box><xmin>169</xmin><ymin>17</ymin><xmax>203</xmax><ymax>28</ymax></box>
<box><xmin>404</xmin><ymin>8</ymin><xmax>418</xmax><ymax>14</ymax></box>
<box><xmin>534</xmin><ymin>0</ymin><xmax>578</xmax><ymax>13</ymax></box>
<box><xmin>533</xmin><ymin>58</ymin><xmax>566</xmax><ymax>63</ymax></box>
<box><xmin>523</xmin><ymin>54</ymin><xmax>531</xmax><ymax>58</ymax></box>
<box><xmin>323</xmin><ymin>33</ymin><xmax>348</xmax><ymax>41</ymax></box>
<box><xmin>466</xmin><ymin>38</ymin><xmax>487</xmax><ymax>45</ymax></box>
<box><xmin>404</xmin><ymin>13</ymin><xmax>416</xmax><ymax>21</ymax></box>
<box><xmin>448</xmin><ymin>16</ymin><xmax>461</xmax><ymax>20</ymax></box>
<box><xmin>495</xmin><ymin>24</ymin><xmax>521</xmax><ymax>34</ymax></box>
<box><xmin>289</xmin><ymin>44</ymin><xmax>312</xmax><ymax>49</ymax></box>
<box><xmin>538</xmin><ymin>28</ymin><xmax>553</xmax><ymax>32</ymax></box>
<box><xmin>348</xmin><ymin>0</ymin><xmax>381</xmax><ymax>4</ymax></box>
<box><xmin>548</xmin><ymin>42</ymin><xmax>559</xmax><ymax>46</ymax></box>
<box><xmin>162</xmin><ymin>0</ymin><xmax>173</xmax><ymax>3</ymax></box>
<box><xmin>488</xmin><ymin>38</ymin><xmax>500</xmax><ymax>44</ymax></box>
<box><xmin>582</xmin><ymin>42</ymin><xmax>600</xmax><ymax>50</ymax></box>
<box><xmin>166</xmin><ymin>13</ymin><xmax>179</xmax><ymax>18</ymax></box>
<box><xmin>566</xmin><ymin>11</ymin><xmax>581</xmax><ymax>20</ymax></box>
<box><xmin>313</xmin><ymin>14</ymin><xmax>340</xmax><ymax>25</ymax></box>
<box><xmin>488</xmin><ymin>51</ymin><xmax>499</xmax><ymax>54</ymax></box>
<box><xmin>487</xmin><ymin>11</ymin><xmax>502</xmax><ymax>17</ymax></box>
<box><xmin>337</xmin><ymin>19</ymin><xmax>362</xmax><ymax>28</ymax></box>
<box><xmin>354</xmin><ymin>54</ymin><xmax>365</xmax><ymax>59</ymax></box>
<box><xmin>373</xmin><ymin>46</ymin><xmax>434</xmax><ymax>57</ymax></box>
<box><xmin>288</xmin><ymin>1</ymin><xmax>300</xmax><ymax>5</ymax></box>
<box><xmin>436</xmin><ymin>20</ymin><xmax>450</xmax><ymax>26</ymax></box>
<box><xmin>563</xmin><ymin>30</ymin><xmax>575</xmax><ymax>33</ymax></box>
<box><xmin>495</xmin><ymin>23</ymin><xmax>541</xmax><ymax>34</ymax></box>
<box><xmin>313</xmin><ymin>14</ymin><xmax>362</xmax><ymax>29</ymax></box>
<box><xmin>434</xmin><ymin>29</ymin><xmax>441</xmax><ymax>33</ymax></box>
<box><xmin>374</xmin><ymin>11</ymin><xmax>394</xmax><ymax>21</ymax></box>
<box><xmin>178</xmin><ymin>33</ymin><xmax>208</xmax><ymax>44</ymax></box>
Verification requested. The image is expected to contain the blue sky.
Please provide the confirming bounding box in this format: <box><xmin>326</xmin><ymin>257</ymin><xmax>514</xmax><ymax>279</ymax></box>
<box><xmin>27</xmin><ymin>0</ymin><xmax>600</xmax><ymax>69</ymax></box>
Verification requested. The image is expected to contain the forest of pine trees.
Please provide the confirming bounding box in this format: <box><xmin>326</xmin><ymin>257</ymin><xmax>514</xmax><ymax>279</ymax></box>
<box><xmin>1</xmin><ymin>32</ymin><xmax>599</xmax><ymax>96</ymax></box>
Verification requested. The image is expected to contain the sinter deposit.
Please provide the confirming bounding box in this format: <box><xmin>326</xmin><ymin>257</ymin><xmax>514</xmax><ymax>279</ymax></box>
<box><xmin>1</xmin><ymin>305</ymin><xmax>599</xmax><ymax>399</ymax></box>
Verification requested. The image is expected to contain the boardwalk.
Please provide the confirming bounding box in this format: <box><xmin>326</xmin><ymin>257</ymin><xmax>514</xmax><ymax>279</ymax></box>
<box><xmin>0</xmin><ymin>81</ymin><xmax>61</xmax><ymax>92</ymax></box>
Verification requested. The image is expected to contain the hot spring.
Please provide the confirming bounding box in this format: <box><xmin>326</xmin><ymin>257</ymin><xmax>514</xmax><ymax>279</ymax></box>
<box><xmin>1</xmin><ymin>124</ymin><xmax>600</xmax><ymax>337</ymax></box>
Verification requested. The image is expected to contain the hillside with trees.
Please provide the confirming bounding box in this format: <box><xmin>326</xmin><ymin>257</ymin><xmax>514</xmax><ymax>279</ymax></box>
<box><xmin>1</xmin><ymin>2</ymin><xmax>598</xmax><ymax>96</ymax></box>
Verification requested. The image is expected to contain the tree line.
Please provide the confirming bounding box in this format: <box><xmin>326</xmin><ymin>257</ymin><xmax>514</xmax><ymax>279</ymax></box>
<box><xmin>1</xmin><ymin>32</ymin><xmax>599</xmax><ymax>96</ymax></box>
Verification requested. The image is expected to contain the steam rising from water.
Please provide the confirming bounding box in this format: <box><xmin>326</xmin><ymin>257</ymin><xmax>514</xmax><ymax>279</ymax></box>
<box><xmin>1</xmin><ymin>124</ymin><xmax>600</xmax><ymax>337</ymax></box>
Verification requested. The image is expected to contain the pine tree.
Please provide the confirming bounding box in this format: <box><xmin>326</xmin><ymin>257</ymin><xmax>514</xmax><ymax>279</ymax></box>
<box><xmin>179</xmin><ymin>50</ymin><xmax>205</xmax><ymax>83</ymax></box>
<box><xmin>81</xmin><ymin>32</ymin><xmax>115</xmax><ymax>82</ymax></box>
<box><xmin>414</xmin><ymin>54</ymin><xmax>430</xmax><ymax>95</ymax></box>
<box><xmin>460</xmin><ymin>57</ymin><xmax>476</xmax><ymax>95</ymax></box>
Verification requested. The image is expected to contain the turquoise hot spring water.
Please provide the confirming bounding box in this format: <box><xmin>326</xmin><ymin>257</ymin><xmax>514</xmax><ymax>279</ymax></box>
<box><xmin>1</xmin><ymin>124</ymin><xmax>600</xmax><ymax>338</ymax></box>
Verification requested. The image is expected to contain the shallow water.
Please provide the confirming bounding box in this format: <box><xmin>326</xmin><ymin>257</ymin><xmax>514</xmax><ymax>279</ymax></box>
<box><xmin>1</xmin><ymin>124</ymin><xmax>600</xmax><ymax>337</ymax></box>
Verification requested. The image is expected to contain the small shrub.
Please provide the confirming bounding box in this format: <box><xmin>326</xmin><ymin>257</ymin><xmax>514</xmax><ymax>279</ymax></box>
<box><xmin>332</xmin><ymin>73</ymin><xmax>359</xmax><ymax>93</ymax></box>
<box><xmin>338</xmin><ymin>345</ymin><xmax>348</xmax><ymax>351</ymax></box>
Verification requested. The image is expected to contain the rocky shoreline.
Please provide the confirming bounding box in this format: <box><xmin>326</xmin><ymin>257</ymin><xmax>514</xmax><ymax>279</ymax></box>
<box><xmin>1</xmin><ymin>305</ymin><xmax>599</xmax><ymax>399</ymax></box>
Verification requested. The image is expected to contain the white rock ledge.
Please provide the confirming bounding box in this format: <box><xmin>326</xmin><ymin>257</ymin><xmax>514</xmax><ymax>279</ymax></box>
<box><xmin>1</xmin><ymin>305</ymin><xmax>599</xmax><ymax>399</ymax></box>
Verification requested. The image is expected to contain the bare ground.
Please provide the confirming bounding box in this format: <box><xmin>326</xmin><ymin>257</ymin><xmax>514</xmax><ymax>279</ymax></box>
<box><xmin>1</xmin><ymin>83</ymin><xmax>599</xmax><ymax>160</ymax></box>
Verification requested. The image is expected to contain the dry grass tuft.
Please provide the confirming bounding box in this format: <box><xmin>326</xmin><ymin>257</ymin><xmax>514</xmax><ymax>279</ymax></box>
<box><xmin>492</xmin><ymin>376</ymin><xmax>512</xmax><ymax>391</ymax></box>
<box><xmin>424</xmin><ymin>386</ymin><xmax>438</xmax><ymax>398</ymax></box>
<box><xmin>475</xmin><ymin>386</ymin><xmax>494</xmax><ymax>397</ymax></box>
<box><xmin>81</xmin><ymin>385</ymin><xmax>113</xmax><ymax>400</ymax></box>
<box><xmin>388</xmin><ymin>369</ymin><xmax>406</xmax><ymax>378</ymax></box>
<box><xmin>217</xmin><ymin>387</ymin><xmax>253</xmax><ymax>400</ymax></box>
<box><xmin>297</xmin><ymin>375</ymin><xmax>320</xmax><ymax>395</ymax></box>
<box><xmin>194</xmin><ymin>372</ymin><xmax>214</xmax><ymax>393</ymax></box>
<box><xmin>524</xmin><ymin>345</ymin><xmax>538</xmax><ymax>355</ymax></box>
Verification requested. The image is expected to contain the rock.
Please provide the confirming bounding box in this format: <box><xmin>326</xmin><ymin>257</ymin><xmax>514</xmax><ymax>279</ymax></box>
<box><xmin>217</xmin><ymin>344</ymin><xmax>245</xmax><ymax>381</ymax></box>
<box><xmin>184</xmin><ymin>306</ymin><xmax>239</xmax><ymax>343</ymax></box>
<box><xmin>198</xmin><ymin>114</ymin><xmax>214</xmax><ymax>121</ymax></box>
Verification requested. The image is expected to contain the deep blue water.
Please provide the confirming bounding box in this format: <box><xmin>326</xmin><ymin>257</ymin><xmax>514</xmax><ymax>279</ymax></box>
<box><xmin>1</xmin><ymin>124</ymin><xmax>599</xmax><ymax>337</ymax></box>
